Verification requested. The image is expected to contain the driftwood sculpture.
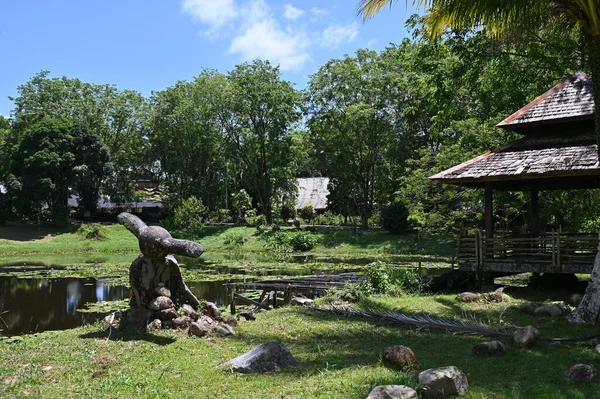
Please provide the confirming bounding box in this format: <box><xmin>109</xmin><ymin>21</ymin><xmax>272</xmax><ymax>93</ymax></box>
<box><xmin>118</xmin><ymin>212</ymin><xmax>203</xmax><ymax>313</ymax></box>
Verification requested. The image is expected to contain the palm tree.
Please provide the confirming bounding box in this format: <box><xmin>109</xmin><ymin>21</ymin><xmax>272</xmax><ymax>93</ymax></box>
<box><xmin>358</xmin><ymin>0</ymin><xmax>600</xmax><ymax>324</ymax></box>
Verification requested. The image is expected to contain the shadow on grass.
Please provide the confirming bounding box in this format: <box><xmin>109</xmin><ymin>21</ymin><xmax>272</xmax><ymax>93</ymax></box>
<box><xmin>79</xmin><ymin>328</ymin><xmax>176</xmax><ymax>346</ymax></box>
<box><xmin>0</xmin><ymin>223</ymin><xmax>77</xmax><ymax>242</ymax></box>
<box><xmin>245</xmin><ymin>306</ymin><xmax>599</xmax><ymax>398</ymax></box>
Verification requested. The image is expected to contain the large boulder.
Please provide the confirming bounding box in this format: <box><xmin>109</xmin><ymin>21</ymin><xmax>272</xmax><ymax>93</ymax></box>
<box><xmin>455</xmin><ymin>292</ymin><xmax>479</xmax><ymax>303</ymax></box>
<box><xmin>521</xmin><ymin>301</ymin><xmax>542</xmax><ymax>315</ymax></box>
<box><xmin>472</xmin><ymin>341</ymin><xmax>507</xmax><ymax>357</ymax></box>
<box><xmin>513</xmin><ymin>325</ymin><xmax>540</xmax><ymax>348</ymax></box>
<box><xmin>189</xmin><ymin>321</ymin><xmax>210</xmax><ymax>337</ymax></box>
<box><xmin>418</xmin><ymin>366</ymin><xmax>469</xmax><ymax>398</ymax></box>
<box><xmin>181</xmin><ymin>304</ymin><xmax>199</xmax><ymax>320</ymax></box>
<box><xmin>149</xmin><ymin>296</ymin><xmax>174</xmax><ymax>311</ymax></box>
<box><xmin>564</xmin><ymin>364</ymin><xmax>596</xmax><ymax>382</ymax></box>
<box><xmin>382</xmin><ymin>345</ymin><xmax>417</xmax><ymax>371</ymax></box>
<box><xmin>202</xmin><ymin>301</ymin><xmax>221</xmax><ymax>318</ymax></box>
<box><xmin>227</xmin><ymin>342</ymin><xmax>298</xmax><ymax>373</ymax></box>
<box><xmin>214</xmin><ymin>324</ymin><xmax>236</xmax><ymax>336</ymax></box>
<box><xmin>533</xmin><ymin>303</ymin><xmax>570</xmax><ymax>317</ymax></box>
<box><xmin>366</xmin><ymin>385</ymin><xmax>418</xmax><ymax>399</ymax></box>
<box><xmin>121</xmin><ymin>308</ymin><xmax>154</xmax><ymax>332</ymax></box>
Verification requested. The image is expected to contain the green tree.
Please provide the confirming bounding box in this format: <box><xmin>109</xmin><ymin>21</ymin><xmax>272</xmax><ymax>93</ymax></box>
<box><xmin>306</xmin><ymin>50</ymin><xmax>397</xmax><ymax>229</ymax></box>
<box><xmin>149</xmin><ymin>70</ymin><xmax>228</xmax><ymax>209</ymax></box>
<box><xmin>222</xmin><ymin>60</ymin><xmax>304</xmax><ymax>224</ymax></box>
<box><xmin>231</xmin><ymin>189</ymin><xmax>252</xmax><ymax>223</ymax></box>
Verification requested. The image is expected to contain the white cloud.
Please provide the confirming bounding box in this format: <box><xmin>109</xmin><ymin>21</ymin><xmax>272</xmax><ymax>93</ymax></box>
<box><xmin>181</xmin><ymin>0</ymin><xmax>238</xmax><ymax>35</ymax></box>
<box><xmin>311</xmin><ymin>7</ymin><xmax>326</xmax><ymax>15</ymax></box>
<box><xmin>283</xmin><ymin>4</ymin><xmax>304</xmax><ymax>20</ymax></box>
<box><xmin>229</xmin><ymin>1</ymin><xmax>309</xmax><ymax>70</ymax></box>
<box><xmin>319</xmin><ymin>23</ymin><xmax>360</xmax><ymax>49</ymax></box>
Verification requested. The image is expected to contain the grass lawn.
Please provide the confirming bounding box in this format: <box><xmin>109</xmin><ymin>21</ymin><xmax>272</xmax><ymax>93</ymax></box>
<box><xmin>1</xmin><ymin>294</ymin><xmax>599</xmax><ymax>399</ymax></box>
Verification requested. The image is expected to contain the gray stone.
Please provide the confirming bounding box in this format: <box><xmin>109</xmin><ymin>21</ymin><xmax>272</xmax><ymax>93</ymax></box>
<box><xmin>228</xmin><ymin>342</ymin><xmax>299</xmax><ymax>373</ymax></box>
<box><xmin>214</xmin><ymin>324</ymin><xmax>236</xmax><ymax>336</ymax></box>
<box><xmin>149</xmin><ymin>296</ymin><xmax>174</xmax><ymax>311</ymax></box>
<box><xmin>290</xmin><ymin>297</ymin><xmax>315</xmax><ymax>306</ymax></box>
<box><xmin>147</xmin><ymin>319</ymin><xmax>162</xmax><ymax>330</ymax></box>
<box><xmin>181</xmin><ymin>304</ymin><xmax>199</xmax><ymax>320</ymax></box>
<box><xmin>172</xmin><ymin>315</ymin><xmax>192</xmax><ymax>328</ymax></box>
<box><xmin>366</xmin><ymin>385</ymin><xmax>418</xmax><ymax>399</ymax></box>
<box><xmin>121</xmin><ymin>308</ymin><xmax>154</xmax><ymax>332</ymax></box>
<box><xmin>418</xmin><ymin>366</ymin><xmax>469</xmax><ymax>398</ymax></box>
<box><xmin>480</xmin><ymin>288</ymin><xmax>509</xmax><ymax>303</ymax></box>
<box><xmin>221</xmin><ymin>315</ymin><xmax>238</xmax><ymax>326</ymax></box>
<box><xmin>189</xmin><ymin>321</ymin><xmax>210</xmax><ymax>337</ymax></box>
<box><xmin>570</xmin><ymin>294</ymin><xmax>583</xmax><ymax>306</ymax></box>
<box><xmin>202</xmin><ymin>301</ymin><xmax>221</xmax><ymax>318</ymax></box>
<box><xmin>157</xmin><ymin>307</ymin><xmax>179</xmax><ymax>321</ymax></box>
<box><xmin>239</xmin><ymin>311</ymin><xmax>256</xmax><ymax>321</ymax></box>
<box><xmin>155</xmin><ymin>286</ymin><xmax>171</xmax><ymax>298</ymax></box>
<box><xmin>565</xmin><ymin>364</ymin><xmax>597</xmax><ymax>382</ymax></box>
<box><xmin>272</xmin><ymin>224</ymin><xmax>281</xmax><ymax>231</ymax></box>
<box><xmin>595</xmin><ymin>344</ymin><xmax>600</xmax><ymax>354</ymax></box>
<box><xmin>198</xmin><ymin>315</ymin><xmax>215</xmax><ymax>324</ymax></box>
<box><xmin>513</xmin><ymin>325</ymin><xmax>540</xmax><ymax>347</ymax></box>
<box><xmin>456</xmin><ymin>292</ymin><xmax>479</xmax><ymax>303</ymax></box>
<box><xmin>472</xmin><ymin>341</ymin><xmax>507</xmax><ymax>357</ymax></box>
<box><xmin>521</xmin><ymin>301</ymin><xmax>542</xmax><ymax>314</ymax></box>
<box><xmin>533</xmin><ymin>303</ymin><xmax>570</xmax><ymax>317</ymax></box>
<box><xmin>382</xmin><ymin>345</ymin><xmax>417</xmax><ymax>371</ymax></box>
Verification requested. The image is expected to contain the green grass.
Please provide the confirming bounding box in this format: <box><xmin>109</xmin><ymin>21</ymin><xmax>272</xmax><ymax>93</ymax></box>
<box><xmin>1</xmin><ymin>294</ymin><xmax>598</xmax><ymax>398</ymax></box>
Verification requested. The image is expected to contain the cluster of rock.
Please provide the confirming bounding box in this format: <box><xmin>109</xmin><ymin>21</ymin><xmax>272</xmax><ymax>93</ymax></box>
<box><xmin>520</xmin><ymin>301</ymin><xmax>571</xmax><ymax>317</ymax></box>
<box><xmin>369</xmin><ymin>344</ymin><xmax>469</xmax><ymax>398</ymax></box>
<box><xmin>455</xmin><ymin>287</ymin><xmax>510</xmax><ymax>303</ymax></box>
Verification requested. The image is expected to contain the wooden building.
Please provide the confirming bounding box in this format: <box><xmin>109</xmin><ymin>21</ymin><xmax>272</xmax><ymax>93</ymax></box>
<box><xmin>430</xmin><ymin>72</ymin><xmax>598</xmax><ymax>274</ymax></box>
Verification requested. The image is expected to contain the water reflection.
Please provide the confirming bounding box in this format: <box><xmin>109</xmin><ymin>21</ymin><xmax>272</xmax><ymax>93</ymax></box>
<box><xmin>0</xmin><ymin>277</ymin><xmax>128</xmax><ymax>336</ymax></box>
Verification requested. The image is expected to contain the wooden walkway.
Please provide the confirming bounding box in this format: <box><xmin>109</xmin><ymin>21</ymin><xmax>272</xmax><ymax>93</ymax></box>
<box><xmin>225</xmin><ymin>273</ymin><xmax>364</xmax><ymax>314</ymax></box>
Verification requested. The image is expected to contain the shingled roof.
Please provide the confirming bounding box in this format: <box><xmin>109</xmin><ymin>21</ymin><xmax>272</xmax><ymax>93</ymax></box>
<box><xmin>296</xmin><ymin>177</ymin><xmax>329</xmax><ymax>210</ymax></box>
<box><xmin>497</xmin><ymin>71</ymin><xmax>594</xmax><ymax>128</ymax></box>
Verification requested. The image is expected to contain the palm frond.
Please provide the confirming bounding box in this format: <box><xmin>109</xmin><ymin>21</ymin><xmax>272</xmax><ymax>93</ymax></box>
<box><xmin>311</xmin><ymin>305</ymin><xmax>514</xmax><ymax>337</ymax></box>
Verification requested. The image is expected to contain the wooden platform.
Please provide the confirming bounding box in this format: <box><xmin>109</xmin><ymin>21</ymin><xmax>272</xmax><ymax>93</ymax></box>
<box><xmin>225</xmin><ymin>273</ymin><xmax>365</xmax><ymax>314</ymax></box>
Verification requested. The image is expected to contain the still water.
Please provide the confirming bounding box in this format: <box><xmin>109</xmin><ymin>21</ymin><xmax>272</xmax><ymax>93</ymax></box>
<box><xmin>0</xmin><ymin>276</ymin><xmax>242</xmax><ymax>336</ymax></box>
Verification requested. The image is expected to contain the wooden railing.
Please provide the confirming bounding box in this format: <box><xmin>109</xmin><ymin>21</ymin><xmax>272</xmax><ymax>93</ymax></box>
<box><xmin>457</xmin><ymin>231</ymin><xmax>598</xmax><ymax>269</ymax></box>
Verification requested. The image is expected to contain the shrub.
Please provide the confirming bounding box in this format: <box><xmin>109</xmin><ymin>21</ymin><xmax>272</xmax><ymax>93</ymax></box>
<box><xmin>290</xmin><ymin>231</ymin><xmax>318</xmax><ymax>251</ymax></box>
<box><xmin>380</xmin><ymin>202</ymin><xmax>411</xmax><ymax>234</ymax></box>
<box><xmin>266</xmin><ymin>231</ymin><xmax>318</xmax><ymax>252</ymax></box>
<box><xmin>174</xmin><ymin>196</ymin><xmax>206</xmax><ymax>231</ymax></box>
<box><xmin>299</xmin><ymin>205</ymin><xmax>316</xmax><ymax>224</ymax></box>
<box><xmin>363</xmin><ymin>261</ymin><xmax>423</xmax><ymax>295</ymax></box>
<box><xmin>280</xmin><ymin>203</ymin><xmax>296</xmax><ymax>221</ymax></box>
<box><xmin>223</xmin><ymin>230</ymin><xmax>247</xmax><ymax>247</ymax></box>
<box><xmin>254</xmin><ymin>214</ymin><xmax>267</xmax><ymax>228</ymax></box>
<box><xmin>77</xmin><ymin>223</ymin><xmax>107</xmax><ymax>240</ymax></box>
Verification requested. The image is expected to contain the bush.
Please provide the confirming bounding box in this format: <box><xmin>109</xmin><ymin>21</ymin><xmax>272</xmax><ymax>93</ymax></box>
<box><xmin>280</xmin><ymin>203</ymin><xmax>296</xmax><ymax>221</ymax></box>
<box><xmin>380</xmin><ymin>202</ymin><xmax>411</xmax><ymax>234</ymax></box>
<box><xmin>290</xmin><ymin>231</ymin><xmax>318</xmax><ymax>251</ymax></box>
<box><xmin>266</xmin><ymin>231</ymin><xmax>318</xmax><ymax>252</ymax></box>
<box><xmin>363</xmin><ymin>261</ymin><xmax>423</xmax><ymax>295</ymax></box>
<box><xmin>254</xmin><ymin>214</ymin><xmax>267</xmax><ymax>228</ymax></box>
<box><xmin>77</xmin><ymin>223</ymin><xmax>107</xmax><ymax>240</ymax></box>
<box><xmin>299</xmin><ymin>205</ymin><xmax>316</xmax><ymax>224</ymax></box>
<box><xmin>174</xmin><ymin>196</ymin><xmax>206</xmax><ymax>231</ymax></box>
<box><xmin>222</xmin><ymin>230</ymin><xmax>247</xmax><ymax>247</ymax></box>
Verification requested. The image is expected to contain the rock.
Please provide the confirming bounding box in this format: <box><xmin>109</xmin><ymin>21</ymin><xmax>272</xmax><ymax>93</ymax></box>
<box><xmin>481</xmin><ymin>287</ymin><xmax>509</xmax><ymax>303</ymax></box>
<box><xmin>221</xmin><ymin>315</ymin><xmax>238</xmax><ymax>326</ymax></box>
<box><xmin>290</xmin><ymin>297</ymin><xmax>315</xmax><ymax>307</ymax></box>
<box><xmin>214</xmin><ymin>324</ymin><xmax>236</xmax><ymax>336</ymax></box>
<box><xmin>565</xmin><ymin>364</ymin><xmax>596</xmax><ymax>382</ymax></box>
<box><xmin>181</xmin><ymin>304</ymin><xmax>199</xmax><ymax>320</ymax></box>
<box><xmin>472</xmin><ymin>341</ymin><xmax>507</xmax><ymax>357</ymax></box>
<box><xmin>533</xmin><ymin>303</ymin><xmax>570</xmax><ymax>317</ymax></box>
<box><xmin>227</xmin><ymin>342</ymin><xmax>298</xmax><ymax>373</ymax></box>
<box><xmin>513</xmin><ymin>325</ymin><xmax>540</xmax><ymax>347</ymax></box>
<box><xmin>456</xmin><ymin>292</ymin><xmax>479</xmax><ymax>303</ymax></box>
<box><xmin>366</xmin><ymin>385</ymin><xmax>418</xmax><ymax>399</ymax></box>
<box><xmin>155</xmin><ymin>286</ymin><xmax>171</xmax><ymax>298</ymax></box>
<box><xmin>189</xmin><ymin>321</ymin><xmax>210</xmax><ymax>337</ymax></box>
<box><xmin>239</xmin><ymin>316</ymin><xmax>247</xmax><ymax>322</ymax></box>
<box><xmin>521</xmin><ymin>301</ymin><xmax>542</xmax><ymax>314</ymax></box>
<box><xmin>149</xmin><ymin>296</ymin><xmax>174</xmax><ymax>311</ymax></box>
<box><xmin>198</xmin><ymin>315</ymin><xmax>215</xmax><ymax>324</ymax></box>
<box><xmin>570</xmin><ymin>294</ymin><xmax>583</xmax><ymax>306</ymax></box>
<box><xmin>595</xmin><ymin>344</ymin><xmax>600</xmax><ymax>354</ymax></box>
<box><xmin>382</xmin><ymin>345</ymin><xmax>417</xmax><ymax>371</ymax></box>
<box><xmin>239</xmin><ymin>311</ymin><xmax>256</xmax><ymax>321</ymax></box>
<box><xmin>418</xmin><ymin>366</ymin><xmax>469</xmax><ymax>398</ymax></box>
<box><xmin>272</xmin><ymin>224</ymin><xmax>281</xmax><ymax>231</ymax></box>
<box><xmin>147</xmin><ymin>319</ymin><xmax>162</xmax><ymax>330</ymax></box>
<box><xmin>162</xmin><ymin>320</ymin><xmax>173</xmax><ymax>329</ymax></box>
<box><xmin>121</xmin><ymin>308</ymin><xmax>154</xmax><ymax>332</ymax></box>
<box><xmin>202</xmin><ymin>301</ymin><xmax>221</xmax><ymax>318</ymax></box>
<box><xmin>157</xmin><ymin>307</ymin><xmax>179</xmax><ymax>321</ymax></box>
<box><xmin>172</xmin><ymin>316</ymin><xmax>192</xmax><ymax>328</ymax></box>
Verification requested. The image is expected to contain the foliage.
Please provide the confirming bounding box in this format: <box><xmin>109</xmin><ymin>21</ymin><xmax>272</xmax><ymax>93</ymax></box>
<box><xmin>279</xmin><ymin>203</ymin><xmax>296</xmax><ymax>221</ymax></box>
<box><xmin>173</xmin><ymin>196</ymin><xmax>206</xmax><ymax>231</ymax></box>
<box><xmin>231</xmin><ymin>189</ymin><xmax>252</xmax><ymax>220</ymax></box>
<box><xmin>76</xmin><ymin>223</ymin><xmax>108</xmax><ymax>240</ymax></box>
<box><xmin>266</xmin><ymin>230</ymin><xmax>319</xmax><ymax>252</ymax></box>
<box><xmin>253</xmin><ymin>214</ymin><xmax>267</xmax><ymax>229</ymax></box>
<box><xmin>380</xmin><ymin>202</ymin><xmax>411</xmax><ymax>234</ymax></box>
<box><xmin>299</xmin><ymin>205</ymin><xmax>316</xmax><ymax>224</ymax></box>
<box><xmin>363</xmin><ymin>261</ymin><xmax>424</xmax><ymax>295</ymax></box>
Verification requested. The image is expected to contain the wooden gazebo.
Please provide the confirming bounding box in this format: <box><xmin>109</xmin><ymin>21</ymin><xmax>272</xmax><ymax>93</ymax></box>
<box><xmin>430</xmin><ymin>72</ymin><xmax>598</xmax><ymax>274</ymax></box>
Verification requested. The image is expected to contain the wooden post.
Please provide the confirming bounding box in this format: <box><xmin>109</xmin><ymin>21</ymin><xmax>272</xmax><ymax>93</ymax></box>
<box><xmin>485</xmin><ymin>183</ymin><xmax>493</xmax><ymax>240</ymax></box>
<box><xmin>230</xmin><ymin>289</ymin><xmax>236</xmax><ymax>314</ymax></box>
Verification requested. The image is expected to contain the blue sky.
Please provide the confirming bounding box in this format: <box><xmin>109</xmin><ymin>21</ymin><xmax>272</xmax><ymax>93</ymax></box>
<box><xmin>0</xmin><ymin>1</ymin><xmax>414</xmax><ymax>116</ymax></box>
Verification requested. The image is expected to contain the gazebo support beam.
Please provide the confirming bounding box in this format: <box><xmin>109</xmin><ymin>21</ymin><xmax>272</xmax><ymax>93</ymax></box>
<box><xmin>485</xmin><ymin>183</ymin><xmax>493</xmax><ymax>239</ymax></box>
